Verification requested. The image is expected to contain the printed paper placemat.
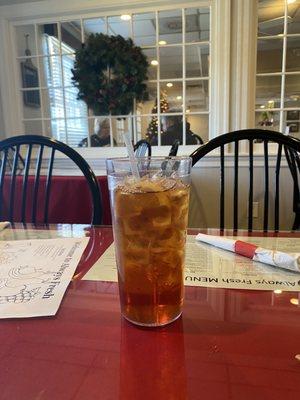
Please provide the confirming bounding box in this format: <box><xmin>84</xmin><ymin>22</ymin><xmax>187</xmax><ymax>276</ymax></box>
<box><xmin>83</xmin><ymin>235</ymin><xmax>300</xmax><ymax>292</ymax></box>
<box><xmin>0</xmin><ymin>237</ymin><xmax>89</xmax><ymax>318</ymax></box>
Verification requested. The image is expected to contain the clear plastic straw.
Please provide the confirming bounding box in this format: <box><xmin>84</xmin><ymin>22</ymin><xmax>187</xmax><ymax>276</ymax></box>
<box><xmin>123</xmin><ymin>132</ymin><xmax>140</xmax><ymax>179</ymax></box>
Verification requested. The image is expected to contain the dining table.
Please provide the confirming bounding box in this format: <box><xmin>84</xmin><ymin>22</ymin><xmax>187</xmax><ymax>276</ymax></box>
<box><xmin>0</xmin><ymin>224</ymin><xmax>300</xmax><ymax>400</ymax></box>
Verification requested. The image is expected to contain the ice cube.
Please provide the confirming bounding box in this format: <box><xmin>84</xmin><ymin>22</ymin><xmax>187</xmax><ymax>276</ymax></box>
<box><xmin>114</xmin><ymin>190</ymin><xmax>143</xmax><ymax>218</ymax></box>
<box><xmin>172</xmin><ymin>205</ymin><xmax>189</xmax><ymax>230</ymax></box>
<box><xmin>143</xmin><ymin>204</ymin><xmax>172</xmax><ymax>228</ymax></box>
<box><xmin>125</xmin><ymin>245</ymin><xmax>149</xmax><ymax>264</ymax></box>
<box><xmin>152</xmin><ymin>230</ymin><xmax>185</xmax><ymax>250</ymax></box>
<box><xmin>168</xmin><ymin>186</ymin><xmax>189</xmax><ymax>208</ymax></box>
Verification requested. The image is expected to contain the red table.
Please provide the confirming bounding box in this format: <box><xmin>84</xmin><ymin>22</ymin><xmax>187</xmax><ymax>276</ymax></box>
<box><xmin>1</xmin><ymin>226</ymin><xmax>300</xmax><ymax>400</ymax></box>
<box><xmin>2</xmin><ymin>175</ymin><xmax>112</xmax><ymax>225</ymax></box>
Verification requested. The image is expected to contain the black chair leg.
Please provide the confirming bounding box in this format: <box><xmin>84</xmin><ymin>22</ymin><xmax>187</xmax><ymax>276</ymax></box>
<box><xmin>292</xmin><ymin>212</ymin><xmax>300</xmax><ymax>231</ymax></box>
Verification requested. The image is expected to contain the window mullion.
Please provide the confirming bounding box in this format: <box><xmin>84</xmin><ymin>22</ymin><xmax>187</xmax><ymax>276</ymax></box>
<box><xmin>182</xmin><ymin>8</ymin><xmax>186</xmax><ymax>146</ymax></box>
<box><xmin>130</xmin><ymin>14</ymin><xmax>137</xmax><ymax>145</ymax></box>
<box><xmin>58</xmin><ymin>21</ymin><xmax>69</xmax><ymax>145</ymax></box>
<box><xmin>280</xmin><ymin>0</ymin><xmax>288</xmax><ymax>133</ymax></box>
<box><xmin>156</xmin><ymin>10</ymin><xmax>161</xmax><ymax>146</ymax></box>
<box><xmin>80</xmin><ymin>17</ymin><xmax>91</xmax><ymax>147</ymax></box>
<box><xmin>34</xmin><ymin>23</ymin><xmax>45</xmax><ymax>136</ymax></box>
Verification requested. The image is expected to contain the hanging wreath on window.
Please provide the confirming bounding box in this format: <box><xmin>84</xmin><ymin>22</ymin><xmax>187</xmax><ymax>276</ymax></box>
<box><xmin>71</xmin><ymin>33</ymin><xmax>149</xmax><ymax>116</ymax></box>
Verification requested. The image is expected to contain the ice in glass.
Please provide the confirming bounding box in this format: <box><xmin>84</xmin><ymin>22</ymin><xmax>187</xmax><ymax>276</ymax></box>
<box><xmin>107</xmin><ymin>157</ymin><xmax>191</xmax><ymax>326</ymax></box>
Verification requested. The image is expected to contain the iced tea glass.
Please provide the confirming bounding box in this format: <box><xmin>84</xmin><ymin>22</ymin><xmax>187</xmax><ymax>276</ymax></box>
<box><xmin>106</xmin><ymin>157</ymin><xmax>192</xmax><ymax>327</ymax></box>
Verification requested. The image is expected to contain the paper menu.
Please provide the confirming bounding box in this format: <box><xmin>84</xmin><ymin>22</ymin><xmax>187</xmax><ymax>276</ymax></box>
<box><xmin>83</xmin><ymin>235</ymin><xmax>300</xmax><ymax>292</ymax></box>
<box><xmin>184</xmin><ymin>236</ymin><xmax>300</xmax><ymax>291</ymax></box>
<box><xmin>0</xmin><ymin>237</ymin><xmax>89</xmax><ymax>318</ymax></box>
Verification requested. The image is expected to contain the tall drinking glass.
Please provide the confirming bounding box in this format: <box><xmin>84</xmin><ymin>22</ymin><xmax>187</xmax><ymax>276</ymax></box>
<box><xmin>106</xmin><ymin>157</ymin><xmax>192</xmax><ymax>327</ymax></box>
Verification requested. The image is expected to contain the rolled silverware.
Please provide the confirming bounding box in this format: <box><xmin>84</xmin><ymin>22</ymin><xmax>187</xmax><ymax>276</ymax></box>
<box><xmin>196</xmin><ymin>233</ymin><xmax>300</xmax><ymax>273</ymax></box>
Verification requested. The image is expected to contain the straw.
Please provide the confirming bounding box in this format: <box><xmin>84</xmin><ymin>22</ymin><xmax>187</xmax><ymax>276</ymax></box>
<box><xmin>123</xmin><ymin>132</ymin><xmax>140</xmax><ymax>179</ymax></box>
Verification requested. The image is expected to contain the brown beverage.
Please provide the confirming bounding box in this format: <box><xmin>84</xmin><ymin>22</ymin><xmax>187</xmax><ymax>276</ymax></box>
<box><xmin>111</xmin><ymin>175</ymin><xmax>190</xmax><ymax>326</ymax></box>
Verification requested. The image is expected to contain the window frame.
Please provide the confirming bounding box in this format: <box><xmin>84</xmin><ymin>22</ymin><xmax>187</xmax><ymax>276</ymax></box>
<box><xmin>0</xmin><ymin>0</ymin><xmax>231</xmax><ymax>160</ymax></box>
<box><xmin>255</xmin><ymin>0</ymin><xmax>300</xmax><ymax>135</ymax></box>
<box><xmin>43</xmin><ymin>34</ymin><xmax>89</xmax><ymax>146</ymax></box>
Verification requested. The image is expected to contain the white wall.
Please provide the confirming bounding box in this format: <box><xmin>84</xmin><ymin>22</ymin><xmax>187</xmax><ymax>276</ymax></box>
<box><xmin>49</xmin><ymin>150</ymin><xmax>296</xmax><ymax>231</ymax></box>
<box><xmin>0</xmin><ymin>86</ymin><xmax>5</xmax><ymax>140</ymax></box>
<box><xmin>189</xmin><ymin>159</ymin><xmax>294</xmax><ymax>230</ymax></box>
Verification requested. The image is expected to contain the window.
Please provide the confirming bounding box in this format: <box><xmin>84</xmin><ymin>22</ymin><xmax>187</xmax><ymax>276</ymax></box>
<box><xmin>15</xmin><ymin>6</ymin><xmax>211</xmax><ymax>148</ymax></box>
<box><xmin>43</xmin><ymin>34</ymin><xmax>88</xmax><ymax>146</ymax></box>
<box><xmin>255</xmin><ymin>0</ymin><xmax>300</xmax><ymax>138</ymax></box>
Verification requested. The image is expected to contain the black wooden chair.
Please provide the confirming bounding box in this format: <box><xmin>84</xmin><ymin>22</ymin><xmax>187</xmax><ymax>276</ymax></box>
<box><xmin>134</xmin><ymin>139</ymin><xmax>151</xmax><ymax>157</ymax></box>
<box><xmin>4</xmin><ymin>147</ymin><xmax>25</xmax><ymax>175</ymax></box>
<box><xmin>168</xmin><ymin>139</ymin><xmax>180</xmax><ymax>156</ymax></box>
<box><xmin>190</xmin><ymin>129</ymin><xmax>300</xmax><ymax>232</ymax></box>
<box><xmin>285</xmin><ymin>145</ymin><xmax>300</xmax><ymax>230</ymax></box>
<box><xmin>0</xmin><ymin>135</ymin><xmax>102</xmax><ymax>225</ymax></box>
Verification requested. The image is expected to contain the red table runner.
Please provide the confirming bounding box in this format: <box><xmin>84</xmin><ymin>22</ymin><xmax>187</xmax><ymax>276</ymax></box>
<box><xmin>1</xmin><ymin>175</ymin><xmax>112</xmax><ymax>225</ymax></box>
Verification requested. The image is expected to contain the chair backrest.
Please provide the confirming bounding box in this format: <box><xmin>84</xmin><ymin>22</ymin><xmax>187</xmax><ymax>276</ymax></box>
<box><xmin>168</xmin><ymin>139</ymin><xmax>180</xmax><ymax>156</ymax></box>
<box><xmin>190</xmin><ymin>129</ymin><xmax>300</xmax><ymax>232</ymax></box>
<box><xmin>6</xmin><ymin>146</ymin><xmax>25</xmax><ymax>175</ymax></box>
<box><xmin>284</xmin><ymin>143</ymin><xmax>300</xmax><ymax>230</ymax></box>
<box><xmin>134</xmin><ymin>139</ymin><xmax>151</xmax><ymax>157</ymax></box>
<box><xmin>0</xmin><ymin>135</ymin><xmax>102</xmax><ymax>225</ymax></box>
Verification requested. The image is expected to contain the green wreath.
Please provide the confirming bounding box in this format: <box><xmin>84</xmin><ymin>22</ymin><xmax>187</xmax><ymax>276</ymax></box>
<box><xmin>72</xmin><ymin>33</ymin><xmax>149</xmax><ymax>116</ymax></box>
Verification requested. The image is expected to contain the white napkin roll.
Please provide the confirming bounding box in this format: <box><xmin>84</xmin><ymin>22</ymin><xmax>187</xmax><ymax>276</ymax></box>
<box><xmin>196</xmin><ymin>233</ymin><xmax>300</xmax><ymax>273</ymax></box>
<box><xmin>253</xmin><ymin>247</ymin><xmax>300</xmax><ymax>272</ymax></box>
<box><xmin>195</xmin><ymin>233</ymin><xmax>236</xmax><ymax>251</ymax></box>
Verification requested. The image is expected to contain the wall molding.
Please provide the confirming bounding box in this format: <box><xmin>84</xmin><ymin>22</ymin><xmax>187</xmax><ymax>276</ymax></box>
<box><xmin>0</xmin><ymin>19</ymin><xmax>23</xmax><ymax>136</ymax></box>
<box><xmin>230</xmin><ymin>0</ymin><xmax>257</xmax><ymax>135</ymax></box>
<box><xmin>210</xmin><ymin>0</ymin><xmax>231</xmax><ymax>137</ymax></box>
<box><xmin>36</xmin><ymin>152</ymin><xmax>289</xmax><ymax>176</ymax></box>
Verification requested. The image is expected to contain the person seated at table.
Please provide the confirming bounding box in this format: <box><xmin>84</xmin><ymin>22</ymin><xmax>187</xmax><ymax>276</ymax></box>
<box><xmin>150</xmin><ymin>115</ymin><xmax>199</xmax><ymax>146</ymax></box>
<box><xmin>78</xmin><ymin>118</ymin><xmax>116</xmax><ymax>147</ymax></box>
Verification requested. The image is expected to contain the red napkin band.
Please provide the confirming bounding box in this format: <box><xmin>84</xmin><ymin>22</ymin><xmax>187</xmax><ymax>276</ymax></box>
<box><xmin>234</xmin><ymin>240</ymin><xmax>258</xmax><ymax>259</ymax></box>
